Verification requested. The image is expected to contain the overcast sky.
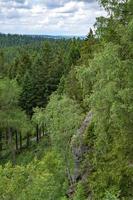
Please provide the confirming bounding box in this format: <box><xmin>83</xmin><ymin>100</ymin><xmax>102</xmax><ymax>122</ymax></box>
<box><xmin>0</xmin><ymin>0</ymin><xmax>106</xmax><ymax>35</ymax></box>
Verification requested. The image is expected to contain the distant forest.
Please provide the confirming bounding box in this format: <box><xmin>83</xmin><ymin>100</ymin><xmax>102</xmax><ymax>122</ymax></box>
<box><xmin>0</xmin><ymin>33</ymin><xmax>84</xmax><ymax>48</ymax></box>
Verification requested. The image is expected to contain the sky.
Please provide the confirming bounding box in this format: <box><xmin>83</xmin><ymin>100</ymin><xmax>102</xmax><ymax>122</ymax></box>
<box><xmin>0</xmin><ymin>0</ymin><xmax>106</xmax><ymax>36</ymax></box>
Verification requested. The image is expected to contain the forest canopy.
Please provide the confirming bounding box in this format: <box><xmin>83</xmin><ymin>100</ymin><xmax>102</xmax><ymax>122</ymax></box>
<box><xmin>0</xmin><ymin>0</ymin><xmax>133</xmax><ymax>199</ymax></box>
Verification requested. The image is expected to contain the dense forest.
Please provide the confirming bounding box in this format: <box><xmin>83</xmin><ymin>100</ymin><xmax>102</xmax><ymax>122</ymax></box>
<box><xmin>0</xmin><ymin>33</ymin><xmax>79</xmax><ymax>48</ymax></box>
<box><xmin>0</xmin><ymin>0</ymin><xmax>133</xmax><ymax>199</ymax></box>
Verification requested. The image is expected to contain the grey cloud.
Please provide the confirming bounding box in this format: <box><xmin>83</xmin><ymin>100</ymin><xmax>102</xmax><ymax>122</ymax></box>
<box><xmin>38</xmin><ymin>0</ymin><xmax>97</xmax><ymax>9</ymax></box>
<box><xmin>0</xmin><ymin>0</ymin><xmax>25</xmax><ymax>3</ymax></box>
<box><xmin>6</xmin><ymin>10</ymin><xmax>20</xmax><ymax>19</ymax></box>
<box><xmin>0</xmin><ymin>0</ymin><xmax>31</xmax><ymax>9</ymax></box>
<box><xmin>0</xmin><ymin>0</ymin><xmax>106</xmax><ymax>35</ymax></box>
<box><xmin>0</xmin><ymin>0</ymin><xmax>98</xmax><ymax>11</ymax></box>
<box><xmin>59</xmin><ymin>8</ymin><xmax>76</xmax><ymax>14</ymax></box>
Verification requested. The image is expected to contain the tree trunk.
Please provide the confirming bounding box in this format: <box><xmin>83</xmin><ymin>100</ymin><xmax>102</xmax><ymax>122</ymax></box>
<box><xmin>39</xmin><ymin>127</ymin><xmax>42</xmax><ymax>139</ymax></box>
<box><xmin>36</xmin><ymin>124</ymin><xmax>39</xmax><ymax>143</ymax></box>
<box><xmin>0</xmin><ymin>129</ymin><xmax>2</xmax><ymax>152</ymax></box>
<box><xmin>6</xmin><ymin>128</ymin><xmax>8</xmax><ymax>145</ymax></box>
<box><xmin>15</xmin><ymin>131</ymin><xmax>18</xmax><ymax>151</ymax></box>
<box><xmin>19</xmin><ymin>132</ymin><xmax>22</xmax><ymax>150</ymax></box>
<box><xmin>8</xmin><ymin>128</ymin><xmax>16</xmax><ymax>165</ymax></box>
<box><xmin>42</xmin><ymin>124</ymin><xmax>45</xmax><ymax>136</ymax></box>
<box><xmin>27</xmin><ymin>132</ymin><xmax>30</xmax><ymax>147</ymax></box>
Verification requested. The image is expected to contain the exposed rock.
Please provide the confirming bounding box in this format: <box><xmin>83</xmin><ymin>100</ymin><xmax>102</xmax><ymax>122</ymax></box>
<box><xmin>69</xmin><ymin>111</ymin><xmax>93</xmax><ymax>196</ymax></box>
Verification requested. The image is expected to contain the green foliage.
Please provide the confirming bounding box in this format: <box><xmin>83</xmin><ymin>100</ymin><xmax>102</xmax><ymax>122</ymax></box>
<box><xmin>64</xmin><ymin>68</ymin><xmax>83</xmax><ymax>104</ymax></box>
<box><xmin>0</xmin><ymin>78</ymin><xmax>28</xmax><ymax>132</ymax></box>
<box><xmin>17</xmin><ymin>40</ymin><xmax>81</xmax><ymax>115</ymax></box>
<box><xmin>0</xmin><ymin>151</ymin><xmax>67</xmax><ymax>200</ymax></box>
<box><xmin>77</xmin><ymin>42</ymin><xmax>133</xmax><ymax>199</ymax></box>
<box><xmin>0</xmin><ymin>78</ymin><xmax>20</xmax><ymax>108</ymax></box>
<box><xmin>0</xmin><ymin>0</ymin><xmax>132</xmax><ymax>199</ymax></box>
<box><xmin>67</xmin><ymin>45</ymin><xmax>80</xmax><ymax>66</ymax></box>
<box><xmin>0</xmin><ymin>78</ymin><xmax>34</xmax><ymax>164</ymax></box>
<box><xmin>73</xmin><ymin>182</ymin><xmax>86</xmax><ymax>200</ymax></box>
<box><xmin>0</xmin><ymin>33</ymin><xmax>57</xmax><ymax>48</ymax></box>
<box><xmin>44</xmin><ymin>94</ymin><xmax>83</xmax><ymax>151</ymax></box>
<box><xmin>44</xmin><ymin>94</ymin><xmax>84</xmax><ymax>184</ymax></box>
<box><xmin>32</xmin><ymin>107</ymin><xmax>45</xmax><ymax>128</ymax></box>
<box><xmin>103</xmin><ymin>191</ymin><xmax>119</xmax><ymax>200</ymax></box>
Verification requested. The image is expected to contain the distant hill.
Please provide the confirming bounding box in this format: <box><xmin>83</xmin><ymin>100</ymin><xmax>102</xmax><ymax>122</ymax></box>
<box><xmin>0</xmin><ymin>33</ymin><xmax>85</xmax><ymax>48</ymax></box>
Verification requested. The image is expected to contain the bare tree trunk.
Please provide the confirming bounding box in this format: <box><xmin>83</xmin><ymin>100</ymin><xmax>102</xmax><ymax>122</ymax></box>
<box><xmin>36</xmin><ymin>124</ymin><xmax>39</xmax><ymax>143</ymax></box>
<box><xmin>6</xmin><ymin>128</ymin><xmax>8</xmax><ymax>145</ymax></box>
<box><xmin>8</xmin><ymin>128</ymin><xmax>16</xmax><ymax>165</ymax></box>
<box><xmin>0</xmin><ymin>129</ymin><xmax>3</xmax><ymax>159</ymax></box>
<box><xmin>27</xmin><ymin>132</ymin><xmax>30</xmax><ymax>147</ymax></box>
<box><xmin>19</xmin><ymin>132</ymin><xmax>22</xmax><ymax>150</ymax></box>
<box><xmin>0</xmin><ymin>129</ymin><xmax>2</xmax><ymax>152</ymax></box>
<box><xmin>15</xmin><ymin>131</ymin><xmax>18</xmax><ymax>151</ymax></box>
<box><xmin>39</xmin><ymin>127</ymin><xmax>42</xmax><ymax>139</ymax></box>
<box><xmin>42</xmin><ymin>124</ymin><xmax>45</xmax><ymax>136</ymax></box>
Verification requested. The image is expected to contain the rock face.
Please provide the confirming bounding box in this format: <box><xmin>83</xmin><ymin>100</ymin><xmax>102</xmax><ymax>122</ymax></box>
<box><xmin>67</xmin><ymin>111</ymin><xmax>93</xmax><ymax>198</ymax></box>
<box><xmin>67</xmin><ymin>111</ymin><xmax>93</xmax><ymax>199</ymax></box>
